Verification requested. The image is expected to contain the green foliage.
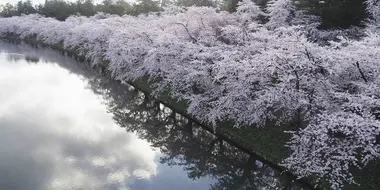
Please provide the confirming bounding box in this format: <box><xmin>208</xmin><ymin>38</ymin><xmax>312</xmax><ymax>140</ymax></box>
<box><xmin>174</xmin><ymin>0</ymin><xmax>216</xmax><ymax>7</ymax></box>
<box><xmin>0</xmin><ymin>3</ymin><xmax>17</xmax><ymax>17</ymax></box>
<box><xmin>0</xmin><ymin>0</ymin><xmax>369</xmax><ymax>29</ymax></box>
<box><xmin>16</xmin><ymin>0</ymin><xmax>37</xmax><ymax>15</ymax></box>
<box><xmin>225</xmin><ymin>0</ymin><xmax>240</xmax><ymax>12</ymax></box>
<box><xmin>0</xmin><ymin>0</ymin><xmax>37</xmax><ymax>17</ymax></box>
<box><xmin>297</xmin><ymin>0</ymin><xmax>368</xmax><ymax>29</ymax></box>
<box><xmin>76</xmin><ymin>0</ymin><xmax>96</xmax><ymax>17</ymax></box>
<box><xmin>132</xmin><ymin>0</ymin><xmax>161</xmax><ymax>15</ymax></box>
<box><xmin>0</xmin><ymin>0</ymin><xmax>160</xmax><ymax>20</ymax></box>
<box><xmin>39</xmin><ymin>0</ymin><xmax>77</xmax><ymax>21</ymax></box>
<box><xmin>220</xmin><ymin>0</ymin><xmax>368</xmax><ymax>29</ymax></box>
<box><xmin>221</xmin><ymin>0</ymin><xmax>268</xmax><ymax>12</ymax></box>
<box><xmin>96</xmin><ymin>0</ymin><xmax>133</xmax><ymax>16</ymax></box>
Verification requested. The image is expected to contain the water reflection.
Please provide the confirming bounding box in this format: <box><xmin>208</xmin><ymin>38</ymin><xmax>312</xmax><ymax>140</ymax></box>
<box><xmin>0</xmin><ymin>49</ymin><xmax>160</xmax><ymax>190</ymax></box>
<box><xmin>0</xmin><ymin>40</ymin><xmax>310</xmax><ymax>190</ymax></box>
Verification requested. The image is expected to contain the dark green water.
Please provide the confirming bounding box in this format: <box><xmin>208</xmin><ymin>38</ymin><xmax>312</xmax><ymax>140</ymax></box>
<box><xmin>0</xmin><ymin>40</ymin><xmax>308</xmax><ymax>190</ymax></box>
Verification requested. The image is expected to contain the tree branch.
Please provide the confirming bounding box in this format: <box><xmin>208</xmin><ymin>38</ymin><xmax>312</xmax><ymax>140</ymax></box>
<box><xmin>294</xmin><ymin>70</ymin><xmax>300</xmax><ymax>91</ymax></box>
<box><xmin>136</xmin><ymin>32</ymin><xmax>153</xmax><ymax>44</ymax></box>
<box><xmin>355</xmin><ymin>61</ymin><xmax>368</xmax><ymax>83</ymax></box>
<box><xmin>175</xmin><ymin>22</ymin><xmax>197</xmax><ymax>43</ymax></box>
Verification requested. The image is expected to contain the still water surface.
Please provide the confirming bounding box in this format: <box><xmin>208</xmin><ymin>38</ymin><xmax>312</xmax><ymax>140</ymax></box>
<box><xmin>0</xmin><ymin>41</ymin><xmax>306</xmax><ymax>190</ymax></box>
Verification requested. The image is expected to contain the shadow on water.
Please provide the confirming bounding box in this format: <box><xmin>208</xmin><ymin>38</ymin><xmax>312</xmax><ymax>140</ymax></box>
<box><xmin>0</xmin><ymin>40</ymin><xmax>313</xmax><ymax>190</ymax></box>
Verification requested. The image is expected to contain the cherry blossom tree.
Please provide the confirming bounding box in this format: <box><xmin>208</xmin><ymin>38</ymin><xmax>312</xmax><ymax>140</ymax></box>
<box><xmin>366</xmin><ymin>0</ymin><xmax>380</xmax><ymax>22</ymax></box>
<box><xmin>265</xmin><ymin>0</ymin><xmax>296</xmax><ymax>29</ymax></box>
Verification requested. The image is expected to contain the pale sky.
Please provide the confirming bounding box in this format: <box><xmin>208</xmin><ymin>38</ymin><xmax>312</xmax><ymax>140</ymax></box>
<box><xmin>0</xmin><ymin>0</ymin><xmax>105</xmax><ymax>5</ymax></box>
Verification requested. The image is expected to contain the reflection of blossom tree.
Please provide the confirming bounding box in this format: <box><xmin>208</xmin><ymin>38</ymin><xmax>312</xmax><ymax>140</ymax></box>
<box><xmin>71</xmin><ymin>62</ymin><xmax>311</xmax><ymax>190</ymax></box>
<box><xmin>108</xmin><ymin>92</ymin><xmax>308</xmax><ymax>190</ymax></box>
<box><xmin>6</xmin><ymin>53</ymin><xmax>23</xmax><ymax>62</ymax></box>
<box><xmin>6</xmin><ymin>52</ymin><xmax>39</xmax><ymax>63</ymax></box>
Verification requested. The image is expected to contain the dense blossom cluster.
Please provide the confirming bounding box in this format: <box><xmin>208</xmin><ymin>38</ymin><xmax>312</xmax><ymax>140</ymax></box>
<box><xmin>0</xmin><ymin>1</ymin><xmax>379</xmax><ymax>189</ymax></box>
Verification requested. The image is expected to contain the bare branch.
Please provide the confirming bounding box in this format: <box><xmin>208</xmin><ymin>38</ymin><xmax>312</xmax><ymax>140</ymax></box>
<box><xmin>355</xmin><ymin>62</ymin><xmax>368</xmax><ymax>83</ymax></box>
<box><xmin>174</xmin><ymin>22</ymin><xmax>197</xmax><ymax>43</ymax></box>
<box><xmin>304</xmin><ymin>47</ymin><xmax>314</xmax><ymax>62</ymax></box>
<box><xmin>294</xmin><ymin>70</ymin><xmax>300</xmax><ymax>90</ymax></box>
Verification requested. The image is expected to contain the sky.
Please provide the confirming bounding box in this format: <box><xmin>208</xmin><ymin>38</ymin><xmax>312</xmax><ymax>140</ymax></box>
<box><xmin>0</xmin><ymin>0</ymin><xmax>105</xmax><ymax>5</ymax></box>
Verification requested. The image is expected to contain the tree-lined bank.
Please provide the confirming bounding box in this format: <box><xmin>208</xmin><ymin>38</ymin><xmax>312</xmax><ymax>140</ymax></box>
<box><xmin>0</xmin><ymin>0</ymin><xmax>379</xmax><ymax>189</ymax></box>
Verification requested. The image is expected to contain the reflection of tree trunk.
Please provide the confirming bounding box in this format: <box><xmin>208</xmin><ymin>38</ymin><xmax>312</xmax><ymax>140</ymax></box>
<box><xmin>184</xmin><ymin>121</ymin><xmax>193</xmax><ymax>138</ymax></box>
<box><xmin>283</xmin><ymin>181</ymin><xmax>291</xmax><ymax>190</ymax></box>
<box><xmin>163</xmin><ymin>115</ymin><xmax>171</xmax><ymax>125</ymax></box>
<box><xmin>281</xmin><ymin>174</ymin><xmax>293</xmax><ymax>190</ymax></box>
<box><xmin>208</xmin><ymin>138</ymin><xmax>225</xmax><ymax>153</ymax></box>
<box><xmin>218</xmin><ymin>139</ymin><xmax>224</xmax><ymax>154</ymax></box>
<box><xmin>142</xmin><ymin>93</ymin><xmax>149</xmax><ymax>106</ymax></box>
<box><xmin>154</xmin><ymin>101</ymin><xmax>160</xmax><ymax>110</ymax></box>
<box><xmin>168</xmin><ymin>123</ymin><xmax>177</xmax><ymax>134</ymax></box>
<box><xmin>208</xmin><ymin>138</ymin><xmax>219</xmax><ymax>152</ymax></box>
<box><xmin>151</xmin><ymin>101</ymin><xmax>160</xmax><ymax>117</ymax></box>
<box><xmin>242</xmin><ymin>155</ymin><xmax>256</xmax><ymax>181</ymax></box>
<box><xmin>169</xmin><ymin>110</ymin><xmax>176</xmax><ymax>123</ymax></box>
<box><xmin>162</xmin><ymin>114</ymin><xmax>177</xmax><ymax>134</ymax></box>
